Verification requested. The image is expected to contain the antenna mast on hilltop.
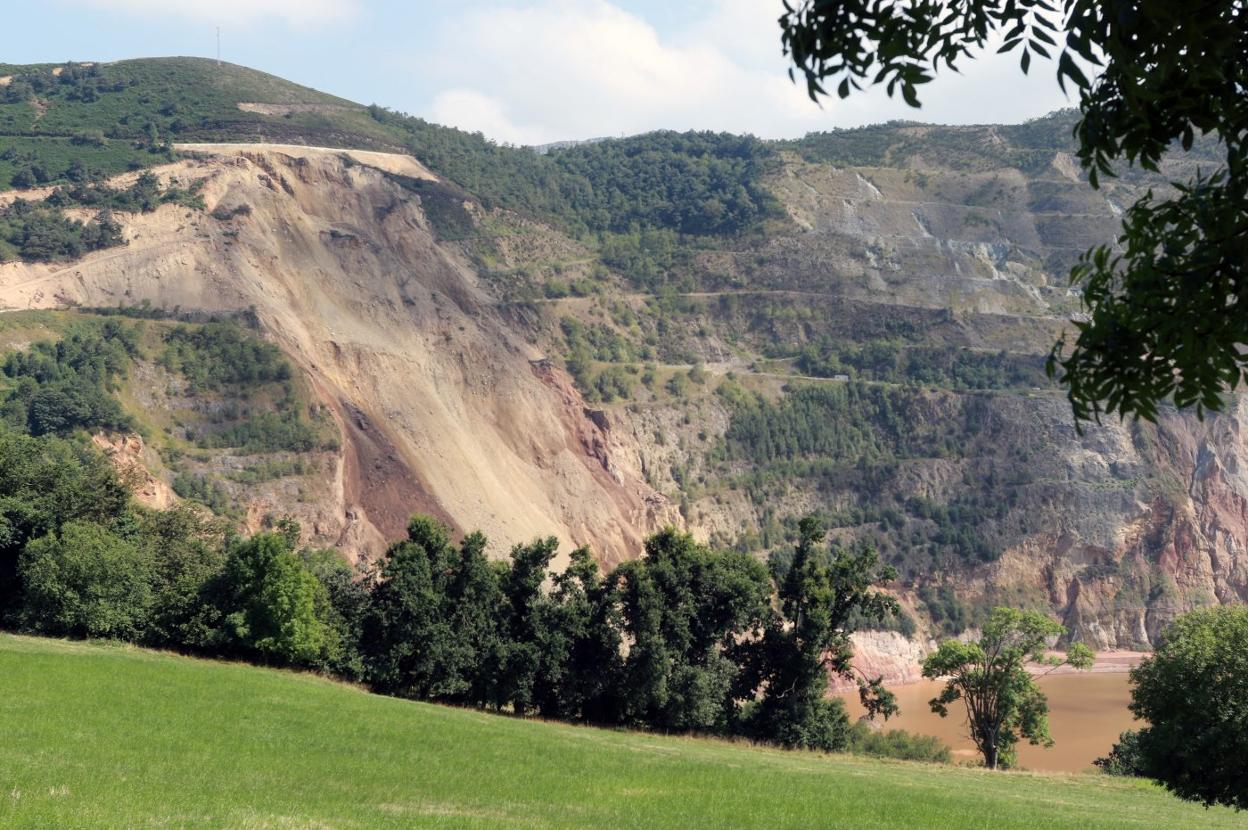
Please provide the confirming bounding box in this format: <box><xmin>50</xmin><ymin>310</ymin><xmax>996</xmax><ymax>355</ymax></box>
<box><xmin>216</xmin><ymin>27</ymin><xmax>221</xmax><ymax>66</ymax></box>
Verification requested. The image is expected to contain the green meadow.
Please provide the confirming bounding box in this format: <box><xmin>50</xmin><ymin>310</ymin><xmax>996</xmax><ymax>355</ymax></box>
<box><xmin>0</xmin><ymin>634</ymin><xmax>1242</xmax><ymax>829</ymax></box>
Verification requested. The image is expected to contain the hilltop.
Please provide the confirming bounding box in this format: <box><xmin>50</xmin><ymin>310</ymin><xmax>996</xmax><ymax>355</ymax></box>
<box><xmin>0</xmin><ymin>57</ymin><xmax>407</xmax><ymax>186</ymax></box>
<box><xmin>0</xmin><ymin>634</ymin><xmax>1240</xmax><ymax>830</ymax></box>
<box><xmin>0</xmin><ymin>57</ymin><xmax>1243</xmax><ymax>665</ymax></box>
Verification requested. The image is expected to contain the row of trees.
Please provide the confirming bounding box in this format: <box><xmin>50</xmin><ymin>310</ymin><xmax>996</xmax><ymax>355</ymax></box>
<box><xmin>793</xmin><ymin>339</ymin><xmax>1049</xmax><ymax>392</ymax></box>
<box><xmin>4</xmin><ymin>421</ymin><xmax>1244</xmax><ymax>801</ymax></box>
<box><xmin>2</xmin><ymin>446</ymin><xmax>901</xmax><ymax>752</ymax></box>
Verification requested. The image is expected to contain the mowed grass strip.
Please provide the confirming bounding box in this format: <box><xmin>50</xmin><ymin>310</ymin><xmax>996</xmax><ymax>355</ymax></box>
<box><xmin>0</xmin><ymin>634</ymin><xmax>1242</xmax><ymax>830</ymax></box>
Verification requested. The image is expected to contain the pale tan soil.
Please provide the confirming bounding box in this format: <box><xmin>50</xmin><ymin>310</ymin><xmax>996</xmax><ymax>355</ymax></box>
<box><xmin>236</xmin><ymin>102</ymin><xmax>357</xmax><ymax>117</ymax></box>
<box><xmin>0</xmin><ymin>148</ymin><xmax>673</xmax><ymax>562</ymax></box>
<box><xmin>172</xmin><ymin>143</ymin><xmax>438</xmax><ymax>180</ymax></box>
<box><xmin>1030</xmin><ymin>650</ymin><xmax>1144</xmax><ymax>676</ymax></box>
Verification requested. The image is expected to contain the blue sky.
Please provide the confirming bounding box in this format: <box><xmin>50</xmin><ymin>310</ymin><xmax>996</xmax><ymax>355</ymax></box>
<box><xmin>15</xmin><ymin>1</ymin><xmax>1077</xmax><ymax>145</ymax></box>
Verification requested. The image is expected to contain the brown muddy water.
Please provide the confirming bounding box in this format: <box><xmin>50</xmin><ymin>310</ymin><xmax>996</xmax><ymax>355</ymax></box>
<box><xmin>840</xmin><ymin>672</ymin><xmax>1138</xmax><ymax>772</ymax></box>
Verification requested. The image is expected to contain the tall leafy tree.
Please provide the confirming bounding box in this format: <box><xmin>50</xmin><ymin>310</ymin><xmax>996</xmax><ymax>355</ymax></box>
<box><xmin>18</xmin><ymin>520</ymin><xmax>152</xmax><ymax>639</ymax></box>
<box><xmin>299</xmin><ymin>546</ymin><xmax>372</xmax><ymax>680</ymax></box>
<box><xmin>138</xmin><ymin>504</ymin><xmax>228</xmax><ymax>648</ymax></box>
<box><xmin>614</xmin><ymin>528</ymin><xmax>772</xmax><ymax>733</ymax></box>
<box><xmin>536</xmin><ymin>545</ymin><xmax>624</xmax><ymax>722</ymax></box>
<box><xmin>363</xmin><ymin>517</ymin><xmax>501</xmax><ymax>703</ymax></box>
<box><xmin>743</xmin><ymin>518</ymin><xmax>899</xmax><ymax>751</ymax></box>
<box><xmin>1126</xmin><ymin>606</ymin><xmax>1248</xmax><ymax>809</ymax></box>
<box><xmin>780</xmin><ymin>1</ymin><xmax>1247</xmax><ymax>423</ymax></box>
<box><xmin>211</xmin><ymin>532</ymin><xmax>333</xmax><ymax>667</ymax></box>
<box><xmin>491</xmin><ymin>536</ymin><xmax>560</xmax><ymax>716</ymax></box>
<box><xmin>922</xmin><ymin>607</ymin><xmax>1094</xmax><ymax>769</ymax></box>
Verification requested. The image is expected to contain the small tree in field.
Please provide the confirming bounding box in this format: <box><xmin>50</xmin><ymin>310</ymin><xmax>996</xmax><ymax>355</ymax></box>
<box><xmin>922</xmin><ymin>607</ymin><xmax>1093</xmax><ymax>769</ymax></box>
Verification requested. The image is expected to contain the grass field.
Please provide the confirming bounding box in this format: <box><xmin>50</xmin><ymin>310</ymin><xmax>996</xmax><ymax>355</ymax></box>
<box><xmin>0</xmin><ymin>634</ymin><xmax>1242</xmax><ymax>830</ymax></box>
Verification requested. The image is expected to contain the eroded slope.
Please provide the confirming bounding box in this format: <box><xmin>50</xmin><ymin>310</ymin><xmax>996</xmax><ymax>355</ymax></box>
<box><xmin>0</xmin><ymin>147</ymin><xmax>672</xmax><ymax>563</ymax></box>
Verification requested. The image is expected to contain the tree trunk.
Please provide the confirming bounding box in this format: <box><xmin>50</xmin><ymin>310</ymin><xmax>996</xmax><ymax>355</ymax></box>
<box><xmin>986</xmin><ymin>744</ymin><xmax>998</xmax><ymax>770</ymax></box>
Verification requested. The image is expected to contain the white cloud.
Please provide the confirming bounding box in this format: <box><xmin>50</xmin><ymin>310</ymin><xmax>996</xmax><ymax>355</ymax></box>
<box><xmin>59</xmin><ymin>0</ymin><xmax>357</xmax><ymax>26</ymax></box>
<box><xmin>422</xmin><ymin>0</ymin><xmax>1076</xmax><ymax>145</ymax></box>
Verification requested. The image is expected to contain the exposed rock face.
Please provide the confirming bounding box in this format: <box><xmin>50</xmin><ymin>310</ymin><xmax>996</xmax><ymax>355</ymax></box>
<box><xmin>1044</xmin><ymin>402</ymin><xmax>1248</xmax><ymax>648</ymax></box>
<box><xmin>0</xmin><ymin>147</ymin><xmax>674</xmax><ymax>564</ymax></box>
<box><xmin>599</xmin><ymin>148</ymin><xmax>1248</xmax><ymax>652</ymax></box>
<box><xmin>91</xmin><ymin>433</ymin><xmax>177</xmax><ymax>510</ymax></box>
<box><xmin>828</xmin><ymin>632</ymin><xmax>934</xmax><ymax>692</ymax></box>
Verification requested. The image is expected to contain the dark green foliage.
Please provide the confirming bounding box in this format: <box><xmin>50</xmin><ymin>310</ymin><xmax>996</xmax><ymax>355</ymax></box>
<box><xmin>598</xmin><ymin>227</ymin><xmax>692</xmax><ymax>289</ymax></box>
<box><xmin>355</xmin><ymin>516</ymin><xmax>898</xmax><ymax>751</ymax></box>
<box><xmin>612</xmin><ymin>528</ymin><xmax>772</xmax><ymax>734</ymax></box>
<box><xmin>43</xmin><ymin>170</ymin><xmax>203</xmax><ymax>214</ymax></box>
<box><xmin>551</xmin><ymin>132</ymin><xmax>777</xmax><ymax>236</ymax></box>
<box><xmin>0</xmin><ymin>430</ymin><xmax>129</xmax><ymax>615</ymax></box>
<box><xmin>1094</xmin><ymin>730</ymin><xmax>1147</xmax><ymax>777</ymax></box>
<box><xmin>17</xmin><ymin>519</ymin><xmax>152</xmax><ymax>639</ymax></box>
<box><xmin>490</xmin><ymin>536</ymin><xmax>562</xmax><ymax>716</ymax></box>
<box><xmin>196</xmin><ymin>409</ymin><xmax>322</xmax><ymax>454</ymax></box>
<box><xmin>363</xmin><ymin>517</ymin><xmax>503</xmax><ymax>703</ymax></box>
<box><xmin>794</xmin><ymin>339</ymin><xmax>1048</xmax><ymax>391</ymax></box>
<box><xmin>171</xmin><ymin>472</ymin><xmax>233</xmax><ymax>515</ymax></box>
<box><xmin>161</xmin><ymin>322</ymin><xmax>291</xmax><ymax>394</ymax></box>
<box><xmin>917</xmin><ymin>583</ymin><xmax>972</xmax><ymax>636</ymax></box>
<box><xmin>1127</xmin><ymin>606</ymin><xmax>1248</xmax><ymax>809</ymax></box>
<box><xmin>789</xmin><ymin>113</ymin><xmax>1078</xmax><ymax>173</ymax></box>
<box><xmin>742</xmin><ymin>518</ymin><xmax>899</xmax><ymax>751</ymax></box>
<box><xmin>207</xmin><ymin>532</ymin><xmax>335</xmax><ymax>666</ymax></box>
<box><xmin>779</xmin><ymin>0</ymin><xmax>1248</xmax><ymax>423</ymax></box>
<box><xmin>0</xmin><ymin>136</ymin><xmax>153</xmax><ymax>192</ymax></box>
<box><xmin>718</xmin><ymin>385</ymin><xmax>1008</xmax><ymax>567</ymax></box>
<box><xmin>299</xmin><ymin>547</ymin><xmax>371</xmax><ymax>680</ymax></box>
<box><xmin>534</xmin><ymin>546</ymin><xmax>623</xmax><ymax>722</ymax></box>
<box><xmin>0</xmin><ymin>172</ymin><xmax>201</xmax><ymax>262</ymax></box>
<box><xmin>0</xmin><ymin>199</ymin><xmax>123</xmax><ymax>263</ymax></box>
<box><xmin>723</xmin><ymin>383</ymin><xmax>947</xmax><ymax>466</ymax></box>
<box><xmin>78</xmin><ymin>300</ymin><xmax>179</xmax><ymax>320</ymax></box>
<box><xmin>0</xmin><ymin>58</ymin><xmax>394</xmax><ymax>189</ymax></box>
<box><xmin>846</xmin><ymin>722</ymin><xmax>952</xmax><ymax>764</ymax></box>
<box><xmin>0</xmin><ymin>321</ymin><xmax>137</xmax><ymax>436</ymax></box>
<box><xmin>1051</xmin><ymin>169</ymin><xmax>1248</xmax><ymax>422</ymax></box>
<box><xmin>561</xmin><ymin>317</ymin><xmax>640</xmax><ymax>402</ymax></box>
<box><xmin>0</xmin><ymin>417</ymin><xmax>350</xmax><ymax>671</ymax></box>
<box><xmin>371</xmin><ymin>106</ymin><xmax>775</xmax><ymax>239</ymax></box>
<box><xmin>156</xmin><ymin>321</ymin><xmax>327</xmax><ymax>456</ymax></box>
<box><xmin>137</xmin><ymin>505</ymin><xmax>228</xmax><ymax>648</ymax></box>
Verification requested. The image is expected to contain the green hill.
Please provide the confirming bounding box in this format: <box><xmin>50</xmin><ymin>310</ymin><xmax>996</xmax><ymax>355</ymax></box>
<box><xmin>0</xmin><ymin>57</ymin><xmax>411</xmax><ymax>189</ymax></box>
<box><xmin>0</xmin><ymin>634</ymin><xmax>1240</xmax><ymax>830</ymax></box>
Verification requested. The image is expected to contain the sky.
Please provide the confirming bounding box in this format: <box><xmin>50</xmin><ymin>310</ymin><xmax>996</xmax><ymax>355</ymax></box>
<box><xmin>11</xmin><ymin>0</ymin><xmax>1078</xmax><ymax>146</ymax></box>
